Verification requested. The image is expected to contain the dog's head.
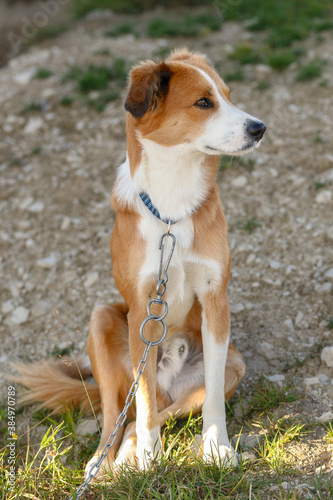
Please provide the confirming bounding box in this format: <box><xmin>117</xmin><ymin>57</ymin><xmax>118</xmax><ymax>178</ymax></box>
<box><xmin>125</xmin><ymin>49</ymin><xmax>266</xmax><ymax>157</ymax></box>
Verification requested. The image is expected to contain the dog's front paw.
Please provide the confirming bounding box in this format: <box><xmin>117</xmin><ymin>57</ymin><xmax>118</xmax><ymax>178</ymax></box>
<box><xmin>202</xmin><ymin>432</ymin><xmax>238</xmax><ymax>467</ymax></box>
<box><xmin>136</xmin><ymin>424</ymin><xmax>161</xmax><ymax>469</ymax></box>
<box><xmin>85</xmin><ymin>452</ymin><xmax>114</xmax><ymax>480</ymax></box>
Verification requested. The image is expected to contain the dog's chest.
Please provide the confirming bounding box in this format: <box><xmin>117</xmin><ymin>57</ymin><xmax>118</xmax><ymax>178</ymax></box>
<box><xmin>139</xmin><ymin>216</ymin><xmax>221</xmax><ymax>326</ymax></box>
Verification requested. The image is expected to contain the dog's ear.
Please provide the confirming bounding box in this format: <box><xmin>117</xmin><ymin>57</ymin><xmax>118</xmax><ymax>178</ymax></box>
<box><xmin>125</xmin><ymin>62</ymin><xmax>172</xmax><ymax>118</ymax></box>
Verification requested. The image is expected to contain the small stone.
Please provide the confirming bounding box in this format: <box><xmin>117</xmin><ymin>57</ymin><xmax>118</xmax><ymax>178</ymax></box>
<box><xmin>232</xmin><ymin>433</ymin><xmax>264</xmax><ymax>449</ymax></box>
<box><xmin>32</xmin><ymin>301</ymin><xmax>52</xmax><ymax>317</ymax></box>
<box><xmin>317</xmin><ymin>411</ymin><xmax>333</xmax><ymax>423</ymax></box>
<box><xmin>321</xmin><ymin>347</ymin><xmax>333</xmax><ymax>367</ymax></box>
<box><xmin>10</xmin><ymin>306</ymin><xmax>29</xmax><ymax>325</ymax></box>
<box><xmin>315</xmin><ymin>190</ymin><xmax>332</xmax><ymax>204</ymax></box>
<box><xmin>326</xmin><ymin>226</ymin><xmax>333</xmax><ymax>241</ymax></box>
<box><xmin>234</xmin><ymin>399</ymin><xmax>251</xmax><ymax>418</ymax></box>
<box><xmin>284</xmin><ymin>318</ymin><xmax>294</xmax><ymax>333</ymax></box>
<box><xmin>61</xmin><ymin>216</ymin><xmax>71</xmax><ymax>230</ymax></box>
<box><xmin>18</xmin><ymin>197</ymin><xmax>34</xmax><ymax>210</ymax></box>
<box><xmin>84</xmin><ymin>272</ymin><xmax>99</xmax><ymax>289</ymax></box>
<box><xmin>2</xmin><ymin>300</ymin><xmax>14</xmax><ymax>314</ymax></box>
<box><xmin>240</xmin><ymin>451</ymin><xmax>256</xmax><ymax>462</ymax></box>
<box><xmin>13</xmin><ymin>68</ymin><xmax>36</xmax><ymax>85</ymax></box>
<box><xmin>231</xmin><ymin>175</ymin><xmax>247</xmax><ymax>188</ymax></box>
<box><xmin>28</xmin><ymin>201</ymin><xmax>45</xmax><ymax>213</ymax></box>
<box><xmin>257</xmin><ymin>341</ymin><xmax>275</xmax><ymax>361</ymax></box>
<box><xmin>295</xmin><ymin>311</ymin><xmax>304</xmax><ymax>328</ymax></box>
<box><xmin>76</xmin><ymin>419</ymin><xmax>99</xmax><ymax>437</ymax></box>
<box><xmin>267</xmin><ymin>374</ymin><xmax>285</xmax><ymax>383</ymax></box>
<box><xmin>24</xmin><ymin>117</ymin><xmax>44</xmax><ymax>134</ymax></box>
<box><xmin>190</xmin><ymin>434</ymin><xmax>202</xmax><ymax>455</ymax></box>
<box><xmin>325</xmin><ymin>268</ymin><xmax>333</xmax><ymax>279</ymax></box>
<box><xmin>230</xmin><ymin>303</ymin><xmax>244</xmax><ymax>315</ymax></box>
<box><xmin>270</xmin><ymin>260</ymin><xmax>281</xmax><ymax>270</ymax></box>
<box><xmin>281</xmin><ymin>481</ymin><xmax>289</xmax><ymax>490</ymax></box>
<box><xmin>315</xmin><ymin>282</ymin><xmax>332</xmax><ymax>294</ymax></box>
<box><xmin>37</xmin><ymin>255</ymin><xmax>58</xmax><ymax>269</ymax></box>
<box><xmin>303</xmin><ymin>377</ymin><xmax>320</xmax><ymax>392</ymax></box>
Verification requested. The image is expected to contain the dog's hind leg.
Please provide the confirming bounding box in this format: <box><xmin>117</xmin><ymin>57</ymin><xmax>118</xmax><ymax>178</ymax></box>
<box><xmin>85</xmin><ymin>303</ymin><xmax>135</xmax><ymax>479</ymax></box>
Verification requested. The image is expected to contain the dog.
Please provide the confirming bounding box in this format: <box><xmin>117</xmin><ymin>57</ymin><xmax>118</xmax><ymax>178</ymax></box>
<box><xmin>14</xmin><ymin>302</ymin><xmax>245</xmax><ymax>474</ymax></box>
<box><xmin>14</xmin><ymin>48</ymin><xmax>265</xmax><ymax>475</ymax></box>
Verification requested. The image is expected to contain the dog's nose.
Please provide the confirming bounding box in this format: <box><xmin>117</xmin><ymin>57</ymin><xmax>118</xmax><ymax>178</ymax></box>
<box><xmin>246</xmin><ymin>120</ymin><xmax>266</xmax><ymax>142</ymax></box>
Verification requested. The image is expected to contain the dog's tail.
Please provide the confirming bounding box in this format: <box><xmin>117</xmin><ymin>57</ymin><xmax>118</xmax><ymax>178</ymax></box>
<box><xmin>11</xmin><ymin>355</ymin><xmax>101</xmax><ymax>414</ymax></box>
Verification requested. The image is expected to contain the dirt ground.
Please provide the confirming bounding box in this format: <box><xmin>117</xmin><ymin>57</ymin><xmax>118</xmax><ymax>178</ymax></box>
<box><xmin>1</xmin><ymin>5</ymin><xmax>333</xmax><ymax>494</ymax></box>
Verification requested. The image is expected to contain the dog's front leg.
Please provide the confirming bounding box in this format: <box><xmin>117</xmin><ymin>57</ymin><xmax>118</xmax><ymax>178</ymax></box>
<box><xmin>201</xmin><ymin>291</ymin><xmax>237</xmax><ymax>465</ymax></box>
<box><xmin>128</xmin><ymin>308</ymin><xmax>161</xmax><ymax>469</ymax></box>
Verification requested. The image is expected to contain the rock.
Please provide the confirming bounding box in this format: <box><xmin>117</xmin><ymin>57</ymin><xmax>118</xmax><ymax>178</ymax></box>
<box><xmin>317</xmin><ymin>374</ymin><xmax>329</xmax><ymax>383</ymax></box>
<box><xmin>13</xmin><ymin>68</ymin><xmax>36</xmax><ymax>85</ymax></box>
<box><xmin>24</xmin><ymin>117</ymin><xmax>44</xmax><ymax>134</ymax></box>
<box><xmin>84</xmin><ymin>272</ymin><xmax>99</xmax><ymax>289</ymax></box>
<box><xmin>269</xmin><ymin>260</ymin><xmax>281</xmax><ymax>270</ymax></box>
<box><xmin>231</xmin><ymin>175</ymin><xmax>247</xmax><ymax>187</ymax></box>
<box><xmin>234</xmin><ymin>399</ymin><xmax>251</xmax><ymax>418</ymax></box>
<box><xmin>281</xmin><ymin>481</ymin><xmax>289</xmax><ymax>490</ymax></box>
<box><xmin>31</xmin><ymin>301</ymin><xmax>52</xmax><ymax>318</ymax></box>
<box><xmin>10</xmin><ymin>306</ymin><xmax>29</xmax><ymax>325</ymax></box>
<box><xmin>230</xmin><ymin>303</ymin><xmax>244</xmax><ymax>315</ymax></box>
<box><xmin>321</xmin><ymin>347</ymin><xmax>333</xmax><ymax>367</ymax></box>
<box><xmin>315</xmin><ymin>282</ymin><xmax>332</xmax><ymax>294</ymax></box>
<box><xmin>18</xmin><ymin>197</ymin><xmax>34</xmax><ymax>210</ymax></box>
<box><xmin>2</xmin><ymin>300</ymin><xmax>14</xmax><ymax>314</ymax></box>
<box><xmin>28</xmin><ymin>201</ymin><xmax>45</xmax><ymax>213</ymax></box>
<box><xmin>324</xmin><ymin>268</ymin><xmax>333</xmax><ymax>279</ymax></box>
<box><xmin>37</xmin><ymin>255</ymin><xmax>58</xmax><ymax>269</ymax></box>
<box><xmin>284</xmin><ymin>318</ymin><xmax>294</xmax><ymax>333</ymax></box>
<box><xmin>327</xmin><ymin>226</ymin><xmax>333</xmax><ymax>241</ymax></box>
<box><xmin>61</xmin><ymin>216</ymin><xmax>71</xmax><ymax>230</ymax></box>
<box><xmin>303</xmin><ymin>377</ymin><xmax>320</xmax><ymax>392</ymax></box>
<box><xmin>232</xmin><ymin>433</ymin><xmax>264</xmax><ymax>449</ymax></box>
<box><xmin>240</xmin><ymin>451</ymin><xmax>256</xmax><ymax>462</ymax></box>
<box><xmin>315</xmin><ymin>190</ymin><xmax>332</xmax><ymax>204</ymax></box>
<box><xmin>267</xmin><ymin>374</ymin><xmax>285</xmax><ymax>383</ymax></box>
<box><xmin>295</xmin><ymin>311</ymin><xmax>304</xmax><ymax>328</ymax></box>
<box><xmin>317</xmin><ymin>411</ymin><xmax>333</xmax><ymax>423</ymax></box>
<box><xmin>76</xmin><ymin>419</ymin><xmax>99</xmax><ymax>437</ymax></box>
<box><xmin>257</xmin><ymin>341</ymin><xmax>275</xmax><ymax>361</ymax></box>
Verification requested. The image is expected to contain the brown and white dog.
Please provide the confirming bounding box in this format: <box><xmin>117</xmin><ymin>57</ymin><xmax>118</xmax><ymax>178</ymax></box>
<box><xmin>14</xmin><ymin>48</ymin><xmax>265</xmax><ymax>474</ymax></box>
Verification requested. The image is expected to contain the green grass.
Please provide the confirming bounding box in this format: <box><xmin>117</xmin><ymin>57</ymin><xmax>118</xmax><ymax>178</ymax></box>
<box><xmin>147</xmin><ymin>14</ymin><xmax>221</xmax><ymax>38</ymax></box>
<box><xmin>249</xmin><ymin>377</ymin><xmax>299</xmax><ymax>413</ymax></box>
<box><xmin>224</xmin><ymin>70</ymin><xmax>245</xmax><ymax>82</ymax></box>
<box><xmin>62</xmin><ymin>58</ymin><xmax>127</xmax><ymax>111</ymax></box>
<box><xmin>258</xmin><ymin>420</ymin><xmax>305</xmax><ymax>474</ymax></box>
<box><xmin>34</xmin><ymin>68</ymin><xmax>53</xmax><ymax>79</ymax></box>
<box><xmin>296</xmin><ymin>60</ymin><xmax>324</xmax><ymax>81</ymax></box>
<box><xmin>238</xmin><ymin>219</ymin><xmax>262</xmax><ymax>234</ymax></box>
<box><xmin>105</xmin><ymin>23</ymin><xmax>136</xmax><ymax>38</ymax></box>
<box><xmin>267</xmin><ymin>51</ymin><xmax>296</xmax><ymax>71</ymax></box>
<box><xmin>229</xmin><ymin>44</ymin><xmax>262</xmax><ymax>65</ymax></box>
<box><xmin>21</xmin><ymin>101</ymin><xmax>43</xmax><ymax>114</ymax></box>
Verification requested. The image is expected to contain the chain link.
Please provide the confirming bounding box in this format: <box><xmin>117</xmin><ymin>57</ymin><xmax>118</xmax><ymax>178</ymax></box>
<box><xmin>71</xmin><ymin>229</ymin><xmax>176</xmax><ymax>499</ymax></box>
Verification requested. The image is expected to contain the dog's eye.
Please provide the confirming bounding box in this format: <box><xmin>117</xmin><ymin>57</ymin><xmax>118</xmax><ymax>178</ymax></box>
<box><xmin>195</xmin><ymin>98</ymin><xmax>213</xmax><ymax>109</ymax></box>
<box><xmin>178</xmin><ymin>345</ymin><xmax>185</xmax><ymax>355</ymax></box>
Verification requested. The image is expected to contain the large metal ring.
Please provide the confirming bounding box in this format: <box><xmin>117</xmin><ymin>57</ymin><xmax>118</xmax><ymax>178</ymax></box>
<box><xmin>139</xmin><ymin>316</ymin><xmax>167</xmax><ymax>346</ymax></box>
<box><xmin>147</xmin><ymin>299</ymin><xmax>168</xmax><ymax>321</ymax></box>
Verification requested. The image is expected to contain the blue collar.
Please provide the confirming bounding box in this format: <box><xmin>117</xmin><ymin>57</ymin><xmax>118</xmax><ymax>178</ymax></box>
<box><xmin>139</xmin><ymin>192</ymin><xmax>179</xmax><ymax>224</ymax></box>
<box><xmin>139</xmin><ymin>190</ymin><xmax>208</xmax><ymax>225</ymax></box>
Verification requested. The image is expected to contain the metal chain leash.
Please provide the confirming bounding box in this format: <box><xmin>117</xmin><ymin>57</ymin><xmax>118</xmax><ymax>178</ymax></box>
<box><xmin>71</xmin><ymin>227</ymin><xmax>176</xmax><ymax>499</ymax></box>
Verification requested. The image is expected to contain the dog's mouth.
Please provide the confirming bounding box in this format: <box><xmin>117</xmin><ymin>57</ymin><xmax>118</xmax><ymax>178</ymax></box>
<box><xmin>205</xmin><ymin>139</ymin><xmax>263</xmax><ymax>156</ymax></box>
